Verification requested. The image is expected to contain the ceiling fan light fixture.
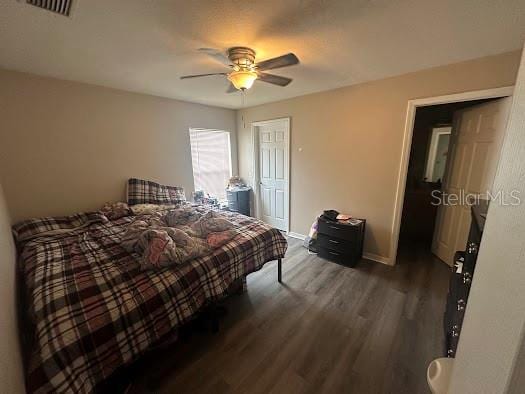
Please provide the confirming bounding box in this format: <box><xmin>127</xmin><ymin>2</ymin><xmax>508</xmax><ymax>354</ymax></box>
<box><xmin>181</xmin><ymin>47</ymin><xmax>299</xmax><ymax>92</ymax></box>
<box><xmin>227</xmin><ymin>70</ymin><xmax>258</xmax><ymax>90</ymax></box>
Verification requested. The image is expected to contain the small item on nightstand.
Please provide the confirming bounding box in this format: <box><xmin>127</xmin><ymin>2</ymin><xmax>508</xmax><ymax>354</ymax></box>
<box><xmin>321</xmin><ymin>209</ymin><xmax>339</xmax><ymax>221</ymax></box>
<box><xmin>192</xmin><ymin>190</ymin><xmax>205</xmax><ymax>203</ymax></box>
<box><xmin>192</xmin><ymin>190</ymin><xmax>220</xmax><ymax>209</ymax></box>
<box><xmin>227</xmin><ymin>176</ymin><xmax>246</xmax><ymax>189</ymax></box>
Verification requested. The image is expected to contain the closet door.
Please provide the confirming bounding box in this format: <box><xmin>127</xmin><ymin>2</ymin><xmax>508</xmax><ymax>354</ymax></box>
<box><xmin>257</xmin><ymin>119</ymin><xmax>289</xmax><ymax>231</ymax></box>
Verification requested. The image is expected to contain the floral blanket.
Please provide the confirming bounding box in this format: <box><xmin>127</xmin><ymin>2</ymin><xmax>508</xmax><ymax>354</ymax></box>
<box><xmin>120</xmin><ymin>208</ymin><xmax>238</xmax><ymax>269</ymax></box>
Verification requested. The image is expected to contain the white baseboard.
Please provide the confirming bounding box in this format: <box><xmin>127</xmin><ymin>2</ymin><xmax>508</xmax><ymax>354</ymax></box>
<box><xmin>286</xmin><ymin>231</ymin><xmax>391</xmax><ymax>265</ymax></box>
<box><xmin>363</xmin><ymin>252</ymin><xmax>392</xmax><ymax>265</ymax></box>
<box><xmin>287</xmin><ymin>231</ymin><xmax>306</xmax><ymax>240</ymax></box>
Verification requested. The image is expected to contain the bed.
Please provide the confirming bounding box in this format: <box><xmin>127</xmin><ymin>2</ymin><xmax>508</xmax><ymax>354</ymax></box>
<box><xmin>15</xmin><ymin>200</ymin><xmax>287</xmax><ymax>393</ymax></box>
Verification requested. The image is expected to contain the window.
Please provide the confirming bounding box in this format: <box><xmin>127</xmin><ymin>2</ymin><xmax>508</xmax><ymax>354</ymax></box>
<box><xmin>189</xmin><ymin>128</ymin><xmax>232</xmax><ymax>200</ymax></box>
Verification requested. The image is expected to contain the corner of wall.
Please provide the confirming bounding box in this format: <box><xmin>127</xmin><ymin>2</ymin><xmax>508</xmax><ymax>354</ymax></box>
<box><xmin>0</xmin><ymin>184</ymin><xmax>25</xmax><ymax>393</ymax></box>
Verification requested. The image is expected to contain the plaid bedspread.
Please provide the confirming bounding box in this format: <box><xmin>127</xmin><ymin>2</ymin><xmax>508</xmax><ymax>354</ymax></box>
<box><xmin>18</xmin><ymin>210</ymin><xmax>287</xmax><ymax>393</ymax></box>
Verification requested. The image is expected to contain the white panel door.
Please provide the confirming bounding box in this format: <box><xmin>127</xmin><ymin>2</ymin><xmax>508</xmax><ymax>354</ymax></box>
<box><xmin>432</xmin><ymin>98</ymin><xmax>511</xmax><ymax>265</ymax></box>
<box><xmin>257</xmin><ymin>119</ymin><xmax>289</xmax><ymax>231</ymax></box>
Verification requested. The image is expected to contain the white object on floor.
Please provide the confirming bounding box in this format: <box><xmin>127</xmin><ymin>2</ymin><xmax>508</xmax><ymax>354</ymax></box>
<box><xmin>427</xmin><ymin>357</ymin><xmax>454</xmax><ymax>394</ymax></box>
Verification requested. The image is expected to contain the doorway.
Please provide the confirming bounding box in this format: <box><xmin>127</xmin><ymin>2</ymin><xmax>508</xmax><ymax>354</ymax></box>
<box><xmin>251</xmin><ymin>118</ymin><xmax>290</xmax><ymax>232</ymax></box>
<box><xmin>390</xmin><ymin>87</ymin><xmax>514</xmax><ymax>265</ymax></box>
<box><xmin>396</xmin><ymin>95</ymin><xmax>512</xmax><ymax>265</ymax></box>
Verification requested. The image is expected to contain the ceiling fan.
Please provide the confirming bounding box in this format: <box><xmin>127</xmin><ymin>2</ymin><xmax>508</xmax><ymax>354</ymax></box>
<box><xmin>180</xmin><ymin>47</ymin><xmax>299</xmax><ymax>92</ymax></box>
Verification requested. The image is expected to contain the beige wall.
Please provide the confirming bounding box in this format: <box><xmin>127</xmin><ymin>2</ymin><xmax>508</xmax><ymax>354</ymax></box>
<box><xmin>0</xmin><ymin>51</ymin><xmax>521</xmax><ymax>259</ymax></box>
<box><xmin>237</xmin><ymin>50</ymin><xmax>521</xmax><ymax>262</ymax></box>
<box><xmin>0</xmin><ymin>69</ymin><xmax>237</xmax><ymax>223</ymax></box>
<box><xmin>0</xmin><ymin>184</ymin><xmax>25</xmax><ymax>394</ymax></box>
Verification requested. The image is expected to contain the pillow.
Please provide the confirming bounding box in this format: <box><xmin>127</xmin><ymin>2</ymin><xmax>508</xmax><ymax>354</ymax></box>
<box><xmin>130</xmin><ymin>203</ymin><xmax>179</xmax><ymax>216</ymax></box>
<box><xmin>127</xmin><ymin>178</ymin><xmax>186</xmax><ymax>206</ymax></box>
<box><xmin>100</xmin><ymin>201</ymin><xmax>133</xmax><ymax>220</ymax></box>
<box><xmin>12</xmin><ymin>211</ymin><xmax>108</xmax><ymax>243</ymax></box>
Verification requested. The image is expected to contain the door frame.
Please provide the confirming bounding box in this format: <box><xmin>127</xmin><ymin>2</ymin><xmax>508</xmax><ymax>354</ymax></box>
<box><xmin>251</xmin><ymin>117</ymin><xmax>291</xmax><ymax>232</ymax></box>
<box><xmin>390</xmin><ymin>86</ymin><xmax>514</xmax><ymax>264</ymax></box>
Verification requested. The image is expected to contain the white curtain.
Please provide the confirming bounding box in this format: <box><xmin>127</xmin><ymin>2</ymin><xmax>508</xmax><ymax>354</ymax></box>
<box><xmin>189</xmin><ymin>129</ymin><xmax>232</xmax><ymax>200</ymax></box>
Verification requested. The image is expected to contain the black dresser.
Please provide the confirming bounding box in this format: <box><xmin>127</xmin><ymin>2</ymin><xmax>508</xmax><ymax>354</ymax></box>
<box><xmin>316</xmin><ymin>217</ymin><xmax>365</xmax><ymax>267</ymax></box>
<box><xmin>225</xmin><ymin>187</ymin><xmax>251</xmax><ymax>216</ymax></box>
<box><xmin>444</xmin><ymin>200</ymin><xmax>488</xmax><ymax>358</ymax></box>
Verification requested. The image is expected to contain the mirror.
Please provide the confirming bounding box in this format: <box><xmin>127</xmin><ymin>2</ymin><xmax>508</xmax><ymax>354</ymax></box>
<box><xmin>424</xmin><ymin>126</ymin><xmax>452</xmax><ymax>183</ymax></box>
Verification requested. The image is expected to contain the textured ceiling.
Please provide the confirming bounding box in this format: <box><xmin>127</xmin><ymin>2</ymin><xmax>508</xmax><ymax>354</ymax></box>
<box><xmin>1</xmin><ymin>0</ymin><xmax>525</xmax><ymax>109</ymax></box>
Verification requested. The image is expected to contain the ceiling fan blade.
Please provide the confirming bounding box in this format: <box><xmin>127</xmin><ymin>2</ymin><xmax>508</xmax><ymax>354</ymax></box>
<box><xmin>198</xmin><ymin>48</ymin><xmax>232</xmax><ymax>67</ymax></box>
<box><xmin>226</xmin><ymin>83</ymin><xmax>238</xmax><ymax>93</ymax></box>
<box><xmin>258</xmin><ymin>73</ymin><xmax>292</xmax><ymax>87</ymax></box>
<box><xmin>180</xmin><ymin>73</ymin><xmax>227</xmax><ymax>79</ymax></box>
<box><xmin>255</xmin><ymin>53</ymin><xmax>299</xmax><ymax>71</ymax></box>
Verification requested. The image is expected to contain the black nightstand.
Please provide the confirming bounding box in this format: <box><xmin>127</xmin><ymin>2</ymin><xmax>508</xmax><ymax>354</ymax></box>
<box><xmin>317</xmin><ymin>217</ymin><xmax>365</xmax><ymax>267</ymax></box>
<box><xmin>225</xmin><ymin>187</ymin><xmax>251</xmax><ymax>216</ymax></box>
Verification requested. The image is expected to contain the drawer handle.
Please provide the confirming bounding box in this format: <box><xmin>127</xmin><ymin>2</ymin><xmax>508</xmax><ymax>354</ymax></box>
<box><xmin>457</xmin><ymin>299</ymin><xmax>466</xmax><ymax>311</ymax></box>
<box><xmin>328</xmin><ymin>239</ymin><xmax>340</xmax><ymax>244</ymax></box>
<box><xmin>463</xmin><ymin>272</ymin><xmax>472</xmax><ymax>284</ymax></box>
<box><xmin>447</xmin><ymin>349</ymin><xmax>455</xmax><ymax>357</ymax></box>
<box><xmin>329</xmin><ymin>226</ymin><xmax>340</xmax><ymax>230</ymax></box>
<box><xmin>328</xmin><ymin>251</ymin><xmax>340</xmax><ymax>256</ymax></box>
<box><xmin>451</xmin><ymin>325</ymin><xmax>460</xmax><ymax>338</ymax></box>
<box><xmin>467</xmin><ymin>242</ymin><xmax>478</xmax><ymax>254</ymax></box>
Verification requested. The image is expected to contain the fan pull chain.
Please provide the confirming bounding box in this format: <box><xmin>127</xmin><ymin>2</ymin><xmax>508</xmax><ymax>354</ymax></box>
<box><xmin>241</xmin><ymin>89</ymin><xmax>246</xmax><ymax>108</ymax></box>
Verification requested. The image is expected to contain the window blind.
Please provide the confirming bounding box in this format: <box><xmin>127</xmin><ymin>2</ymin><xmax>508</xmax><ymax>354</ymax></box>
<box><xmin>189</xmin><ymin>128</ymin><xmax>232</xmax><ymax>200</ymax></box>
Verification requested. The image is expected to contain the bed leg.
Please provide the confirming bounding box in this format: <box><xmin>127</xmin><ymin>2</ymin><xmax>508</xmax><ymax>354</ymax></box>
<box><xmin>207</xmin><ymin>304</ymin><xmax>221</xmax><ymax>334</ymax></box>
<box><xmin>278</xmin><ymin>258</ymin><xmax>282</xmax><ymax>283</ymax></box>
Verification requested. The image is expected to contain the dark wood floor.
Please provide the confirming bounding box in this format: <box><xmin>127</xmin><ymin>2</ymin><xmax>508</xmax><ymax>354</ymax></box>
<box><xmin>129</xmin><ymin>237</ymin><xmax>449</xmax><ymax>394</ymax></box>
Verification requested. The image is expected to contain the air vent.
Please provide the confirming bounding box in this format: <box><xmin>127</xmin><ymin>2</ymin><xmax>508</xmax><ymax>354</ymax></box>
<box><xmin>25</xmin><ymin>0</ymin><xmax>73</xmax><ymax>16</ymax></box>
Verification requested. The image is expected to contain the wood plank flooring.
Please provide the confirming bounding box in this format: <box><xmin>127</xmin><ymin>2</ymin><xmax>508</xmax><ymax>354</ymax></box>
<box><xmin>128</xmin><ymin>237</ymin><xmax>449</xmax><ymax>394</ymax></box>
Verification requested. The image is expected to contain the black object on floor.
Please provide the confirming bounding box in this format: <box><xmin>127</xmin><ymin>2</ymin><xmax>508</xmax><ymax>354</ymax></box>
<box><xmin>316</xmin><ymin>216</ymin><xmax>365</xmax><ymax>267</ymax></box>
